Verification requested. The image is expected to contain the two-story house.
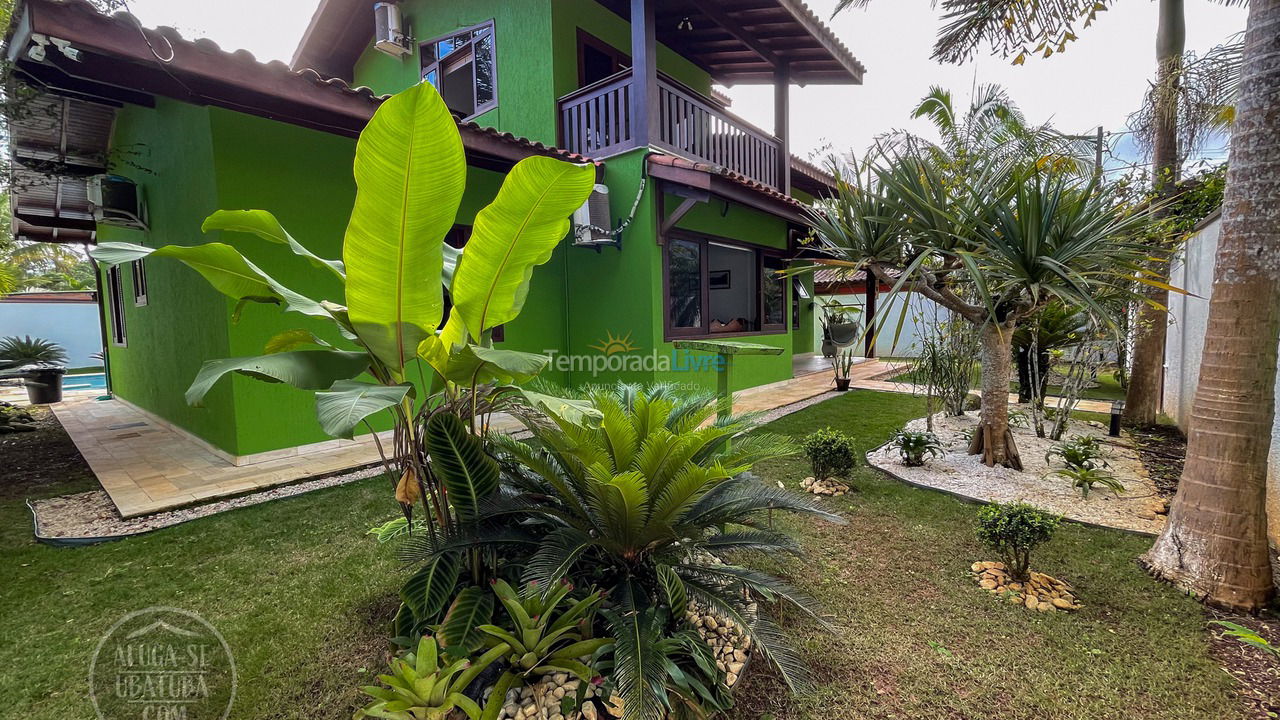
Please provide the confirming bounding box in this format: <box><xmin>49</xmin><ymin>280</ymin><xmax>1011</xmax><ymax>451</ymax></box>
<box><xmin>5</xmin><ymin>0</ymin><xmax>864</xmax><ymax>463</ymax></box>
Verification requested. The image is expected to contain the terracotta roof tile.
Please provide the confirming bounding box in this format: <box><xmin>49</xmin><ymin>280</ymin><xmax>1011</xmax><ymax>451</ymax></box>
<box><xmin>647</xmin><ymin>154</ymin><xmax>804</xmax><ymax>209</ymax></box>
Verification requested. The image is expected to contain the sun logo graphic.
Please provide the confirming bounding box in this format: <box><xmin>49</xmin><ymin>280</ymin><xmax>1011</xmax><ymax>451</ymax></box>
<box><xmin>589</xmin><ymin>330</ymin><xmax>639</xmax><ymax>356</ymax></box>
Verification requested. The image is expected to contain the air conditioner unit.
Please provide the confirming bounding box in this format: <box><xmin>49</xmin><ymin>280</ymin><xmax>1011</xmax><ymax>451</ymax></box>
<box><xmin>572</xmin><ymin>184</ymin><xmax>616</xmax><ymax>247</ymax></box>
<box><xmin>373</xmin><ymin>2</ymin><xmax>411</xmax><ymax>58</ymax></box>
<box><xmin>87</xmin><ymin>175</ymin><xmax>147</xmax><ymax>230</ymax></box>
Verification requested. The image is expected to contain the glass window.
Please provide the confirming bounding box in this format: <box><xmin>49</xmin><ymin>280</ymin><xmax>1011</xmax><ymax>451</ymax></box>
<box><xmin>664</xmin><ymin>234</ymin><xmax>789</xmax><ymax>338</ymax></box>
<box><xmin>107</xmin><ymin>264</ymin><xmax>127</xmax><ymax>346</ymax></box>
<box><xmin>421</xmin><ymin>21</ymin><xmax>497</xmax><ymax>119</ymax></box>
<box><xmin>762</xmin><ymin>257</ymin><xmax>787</xmax><ymax>328</ymax></box>
<box><xmin>668</xmin><ymin>239</ymin><xmax>702</xmax><ymax>330</ymax></box>
<box><xmin>131</xmin><ymin>259</ymin><xmax>147</xmax><ymax>307</ymax></box>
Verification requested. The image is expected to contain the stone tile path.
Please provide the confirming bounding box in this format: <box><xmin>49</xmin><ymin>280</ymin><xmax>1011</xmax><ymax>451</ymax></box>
<box><xmin>50</xmin><ymin>396</ymin><xmax>391</xmax><ymax>518</ymax></box>
<box><xmin>37</xmin><ymin>358</ymin><xmax>1114</xmax><ymax>519</ymax></box>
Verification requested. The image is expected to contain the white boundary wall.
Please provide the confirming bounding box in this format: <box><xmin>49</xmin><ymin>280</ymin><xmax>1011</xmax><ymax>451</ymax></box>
<box><xmin>1164</xmin><ymin>214</ymin><xmax>1280</xmax><ymax>542</ymax></box>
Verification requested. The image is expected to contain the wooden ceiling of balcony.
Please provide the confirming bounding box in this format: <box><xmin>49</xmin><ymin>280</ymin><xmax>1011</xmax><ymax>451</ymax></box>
<box><xmin>597</xmin><ymin>0</ymin><xmax>865</xmax><ymax>85</ymax></box>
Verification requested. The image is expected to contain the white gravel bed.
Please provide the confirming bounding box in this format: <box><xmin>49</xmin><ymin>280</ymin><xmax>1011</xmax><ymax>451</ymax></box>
<box><xmin>31</xmin><ymin>465</ymin><xmax>386</xmax><ymax>540</ymax></box>
<box><xmin>869</xmin><ymin>411</ymin><xmax>1167</xmax><ymax>536</ymax></box>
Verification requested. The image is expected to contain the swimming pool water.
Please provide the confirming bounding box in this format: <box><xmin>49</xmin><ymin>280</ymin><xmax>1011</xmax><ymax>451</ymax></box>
<box><xmin>63</xmin><ymin>372</ymin><xmax>107</xmax><ymax>390</ymax></box>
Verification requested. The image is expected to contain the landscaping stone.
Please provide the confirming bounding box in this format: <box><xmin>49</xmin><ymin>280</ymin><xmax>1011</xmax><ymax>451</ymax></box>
<box><xmin>870</xmin><ymin>412</ymin><xmax>1165</xmax><ymax>535</ymax></box>
<box><xmin>971</xmin><ymin>561</ymin><xmax>1081</xmax><ymax>612</ymax></box>
<box><xmin>801</xmin><ymin>475</ymin><xmax>849</xmax><ymax>497</ymax></box>
<box><xmin>491</xmin><ymin>601</ymin><xmax>753</xmax><ymax>720</ymax></box>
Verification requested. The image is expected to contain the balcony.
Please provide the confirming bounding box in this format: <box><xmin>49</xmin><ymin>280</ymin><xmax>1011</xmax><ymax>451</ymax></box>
<box><xmin>557</xmin><ymin>69</ymin><xmax>784</xmax><ymax>189</ymax></box>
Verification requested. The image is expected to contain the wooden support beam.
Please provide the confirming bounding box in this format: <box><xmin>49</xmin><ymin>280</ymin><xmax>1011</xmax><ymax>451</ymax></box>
<box><xmin>774</xmin><ymin>63</ymin><xmax>791</xmax><ymax>195</ymax></box>
<box><xmin>687</xmin><ymin>0</ymin><xmax>781</xmax><ymax>67</ymax></box>
<box><xmin>629</xmin><ymin>0</ymin><xmax>657</xmax><ymax>148</ymax></box>
<box><xmin>660</xmin><ymin>195</ymin><xmax>702</xmax><ymax>236</ymax></box>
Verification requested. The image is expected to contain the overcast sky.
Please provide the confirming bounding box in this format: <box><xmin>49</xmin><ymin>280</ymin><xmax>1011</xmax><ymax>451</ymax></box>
<box><xmin>121</xmin><ymin>0</ymin><xmax>1247</xmax><ymax>169</ymax></box>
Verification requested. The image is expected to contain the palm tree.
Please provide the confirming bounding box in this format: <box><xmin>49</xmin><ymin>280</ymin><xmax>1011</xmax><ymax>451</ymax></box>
<box><xmin>1013</xmin><ymin>301</ymin><xmax>1090</xmax><ymax>404</ymax></box>
<box><xmin>834</xmin><ymin>0</ymin><xmax>1246</xmax><ymax>425</ymax></box>
<box><xmin>810</xmin><ymin>151</ymin><xmax>1153</xmax><ymax>468</ymax></box>
<box><xmin>1141</xmin><ymin>0</ymin><xmax>1278</xmax><ymax>611</ymax></box>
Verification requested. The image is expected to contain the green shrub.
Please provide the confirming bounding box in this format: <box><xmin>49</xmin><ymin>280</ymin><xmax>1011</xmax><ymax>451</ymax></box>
<box><xmin>801</xmin><ymin>427</ymin><xmax>858</xmax><ymax>480</ymax></box>
<box><xmin>891</xmin><ymin>430</ymin><xmax>945</xmax><ymax>467</ymax></box>
<box><xmin>974</xmin><ymin>502</ymin><xmax>1059</xmax><ymax>581</ymax></box>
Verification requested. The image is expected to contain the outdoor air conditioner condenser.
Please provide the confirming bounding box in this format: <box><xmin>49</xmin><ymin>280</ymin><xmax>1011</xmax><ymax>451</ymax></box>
<box><xmin>87</xmin><ymin>175</ymin><xmax>147</xmax><ymax>231</ymax></box>
<box><xmin>572</xmin><ymin>184</ymin><xmax>616</xmax><ymax>247</ymax></box>
<box><xmin>373</xmin><ymin>2</ymin><xmax>412</xmax><ymax>58</ymax></box>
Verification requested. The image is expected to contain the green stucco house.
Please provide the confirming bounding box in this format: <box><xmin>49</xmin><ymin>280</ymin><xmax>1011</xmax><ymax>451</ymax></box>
<box><xmin>6</xmin><ymin>0</ymin><xmax>864</xmax><ymax>462</ymax></box>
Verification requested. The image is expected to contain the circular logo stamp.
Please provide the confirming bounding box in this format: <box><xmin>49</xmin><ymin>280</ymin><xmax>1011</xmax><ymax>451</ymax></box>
<box><xmin>89</xmin><ymin>607</ymin><xmax>236</xmax><ymax>720</ymax></box>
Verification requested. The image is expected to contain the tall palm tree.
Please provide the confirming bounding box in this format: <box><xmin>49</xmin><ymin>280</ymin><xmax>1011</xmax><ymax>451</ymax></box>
<box><xmin>834</xmin><ymin>0</ymin><xmax>1247</xmax><ymax>425</ymax></box>
<box><xmin>810</xmin><ymin>152</ymin><xmax>1153</xmax><ymax>468</ymax></box>
<box><xmin>1141</xmin><ymin>0</ymin><xmax>1278</xmax><ymax>611</ymax></box>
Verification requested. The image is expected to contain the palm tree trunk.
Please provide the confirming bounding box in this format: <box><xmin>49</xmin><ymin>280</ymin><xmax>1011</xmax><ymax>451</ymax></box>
<box><xmin>1125</xmin><ymin>0</ymin><xmax>1185</xmax><ymax>426</ymax></box>
<box><xmin>1142</xmin><ymin>0</ymin><xmax>1280</xmax><ymax>612</ymax></box>
<box><xmin>967</xmin><ymin>323</ymin><xmax>1022</xmax><ymax>470</ymax></box>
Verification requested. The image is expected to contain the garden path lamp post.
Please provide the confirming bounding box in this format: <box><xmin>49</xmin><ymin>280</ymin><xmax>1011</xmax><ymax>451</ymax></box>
<box><xmin>1110</xmin><ymin>400</ymin><xmax>1126</xmax><ymax>437</ymax></box>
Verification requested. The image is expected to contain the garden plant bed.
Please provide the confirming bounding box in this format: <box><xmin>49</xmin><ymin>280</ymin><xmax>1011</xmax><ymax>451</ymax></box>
<box><xmin>869</xmin><ymin>410</ymin><xmax>1167</xmax><ymax>535</ymax></box>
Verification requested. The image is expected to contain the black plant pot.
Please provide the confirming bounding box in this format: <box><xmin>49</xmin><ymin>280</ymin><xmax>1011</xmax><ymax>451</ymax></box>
<box><xmin>834</xmin><ymin>378</ymin><xmax>851</xmax><ymax>392</ymax></box>
<box><xmin>26</xmin><ymin>369</ymin><xmax>65</xmax><ymax>404</ymax></box>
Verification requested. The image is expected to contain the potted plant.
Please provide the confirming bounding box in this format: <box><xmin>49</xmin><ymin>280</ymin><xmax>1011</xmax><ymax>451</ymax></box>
<box><xmin>832</xmin><ymin>348</ymin><xmax>855</xmax><ymax>390</ymax></box>
<box><xmin>0</xmin><ymin>336</ymin><xmax>68</xmax><ymax>404</ymax></box>
<box><xmin>820</xmin><ymin>303</ymin><xmax>860</xmax><ymax>357</ymax></box>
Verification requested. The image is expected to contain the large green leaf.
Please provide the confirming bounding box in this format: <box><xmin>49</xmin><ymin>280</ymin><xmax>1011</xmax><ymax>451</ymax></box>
<box><xmin>263</xmin><ymin>328</ymin><xmax>334</xmax><ymax>354</ymax></box>
<box><xmin>185</xmin><ymin>350</ymin><xmax>370</xmax><ymax>406</ymax></box>
<box><xmin>315</xmin><ymin>380</ymin><xmax>412</xmax><ymax>439</ymax></box>
<box><xmin>449</xmin><ymin>156</ymin><xmax>595</xmax><ymax>341</ymax></box>
<box><xmin>424</xmin><ymin>413</ymin><xmax>499</xmax><ymax>522</ymax></box>
<box><xmin>401</xmin><ymin>553</ymin><xmax>461</xmax><ymax>624</ymax></box>
<box><xmin>507</xmin><ymin>387</ymin><xmax>601</xmax><ymax>427</ymax></box>
<box><xmin>203</xmin><ymin>209</ymin><xmax>345</xmax><ymax>279</ymax></box>
<box><xmin>343</xmin><ymin>81</ymin><xmax>465</xmax><ymax>373</ymax></box>
<box><xmin>90</xmin><ymin>241</ymin><xmax>327</xmax><ymax>318</ymax></box>
<box><xmin>439</xmin><ymin>586</ymin><xmax>495</xmax><ymax>659</ymax></box>
<box><xmin>438</xmin><ymin>344</ymin><xmax>550</xmax><ymax>386</ymax></box>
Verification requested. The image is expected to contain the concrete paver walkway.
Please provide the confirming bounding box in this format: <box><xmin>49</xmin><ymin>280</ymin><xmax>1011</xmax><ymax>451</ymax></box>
<box><xmin>40</xmin><ymin>358</ymin><xmax>1112</xmax><ymax>519</ymax></box>
<box><xmin>51</xmin><ymin>396</ymin><xmax>390</xmax><ymax>518</ymax></box>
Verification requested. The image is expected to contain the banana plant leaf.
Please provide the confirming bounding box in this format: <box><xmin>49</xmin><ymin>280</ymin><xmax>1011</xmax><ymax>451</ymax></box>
<box><xmin>343</xmin><ymin>80</ymin><xmax>465</xmax><ymax>373</ymax></box>
<box><xmin>447</xmin><ymin>156</ymin><xmax>595</xmax><ymax>343</ymax></box>
<box><xmin>185</xmin><ymin>349</ymin><xmax>370</xmax><ymax>406</ymax></box>
<box><xmin>203</xmin><ymin>209</ymin><xmax>345</xmax><ymax>279</ymax></box>
<box><xmin>315</xmin><ymin>379</ymin><xmax>413</xmax><ymax>439</ymax></box>
<box><xmin>90</xmin><ymin>241</ymin><xmax>328</xmax><ymax>318</ymax></box>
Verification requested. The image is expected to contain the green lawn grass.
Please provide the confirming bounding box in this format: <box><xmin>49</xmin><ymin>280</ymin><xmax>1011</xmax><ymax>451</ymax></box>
<box><xmin>0</xmin><ymin>391</ymin><xmax>1238</xmax><ymax>720</ymax></box>
<box><xmin>729</xmin><ymin>390</ymin><xmax>1238</xmax><ymax>720</ymax></box>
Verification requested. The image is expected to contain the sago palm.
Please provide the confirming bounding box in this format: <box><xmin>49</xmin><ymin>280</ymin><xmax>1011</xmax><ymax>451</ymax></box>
<box><xmin>475</xmin><ymin>385</ymin><xmax>839</xmax><ymax>719</ymax></box>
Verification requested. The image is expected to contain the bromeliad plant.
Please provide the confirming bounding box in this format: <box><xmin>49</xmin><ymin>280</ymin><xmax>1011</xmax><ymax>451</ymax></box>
<box><xmin>890</xmin><ymin>430</ymin><xmax>945</xmax><ymax>467</ymax></box>
<box><xmin>89</xmin><ymin>82</ymin><xmax>596</xmax><ymax>636</ymax></box>
<box><xmin>1051</xmin><ymin>465</ymin><xmax>1125</xmax><ymax>499</ymax></box>
<box><xmin>479</xmin><ymin>579</ymin><xmax>610</xmax><ymax>687</ymax></box>
<box><xmin>355</xmin><ymin>636</ymin><xmax>508</xmax><ymax>720</ymax></box>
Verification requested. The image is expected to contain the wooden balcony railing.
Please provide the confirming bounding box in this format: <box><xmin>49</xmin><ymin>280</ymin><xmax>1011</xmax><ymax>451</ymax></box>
<box><xmin>557</xmin><ymin>70</ymin><xmax>784</xmax><ymax>190</ymax></box>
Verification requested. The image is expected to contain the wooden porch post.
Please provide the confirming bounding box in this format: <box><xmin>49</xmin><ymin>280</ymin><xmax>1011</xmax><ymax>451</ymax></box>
<box><xmin>630</xmin><ymin>0</ymin><xmax>657</xmax><ymax>149</ymax></box>
<box><xmin>864</xmin><ymin>279</ymin><xmax>877</xmax><ymax>359</ymax></box>
<box><xmin>774</xmin><ymin>63</ymin><xmax>790</xmax><ymax>194</ymax></box>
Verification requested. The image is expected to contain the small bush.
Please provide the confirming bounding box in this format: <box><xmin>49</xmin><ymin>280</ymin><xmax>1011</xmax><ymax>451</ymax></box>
<box><xmin>975</xmin><ymin>502</ymin><xmax>1059</xmax><ymax>581</ymax></box>
<box><xmin>802</xmin><ymin>427</ymin><xmax>858</xmax><ymax>480</ymax></box>
<box><xmin>891</xmin><ymin>430</ymin><xmax>944</xmax><ymax>467</ymax></box>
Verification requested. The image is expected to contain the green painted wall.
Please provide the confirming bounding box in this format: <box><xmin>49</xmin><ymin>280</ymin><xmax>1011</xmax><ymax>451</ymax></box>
<box><xmin>351</xmin><ymin>0</ymin><xmax>713</xmax><ymax>147</ymax></box>
<box><xmin>98</xmin><ymin>100</ymin><xmax>237</xmax><ymax>451</ymax></box>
